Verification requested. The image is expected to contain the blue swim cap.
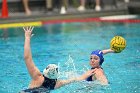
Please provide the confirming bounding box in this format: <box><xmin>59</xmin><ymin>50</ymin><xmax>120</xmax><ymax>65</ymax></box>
<box><xmin>91</xmin><ymin>50</ymin><xmax>104</xmax><ymax>65</ymax></box>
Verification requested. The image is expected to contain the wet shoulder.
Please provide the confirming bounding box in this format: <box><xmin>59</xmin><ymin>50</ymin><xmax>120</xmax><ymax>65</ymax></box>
<box><xmin>95</xmin><ymin>68</ymin><xmax>105</xmax><ymax>76</ymax></box>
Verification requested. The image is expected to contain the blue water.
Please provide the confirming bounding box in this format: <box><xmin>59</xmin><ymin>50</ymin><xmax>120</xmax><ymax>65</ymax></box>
<box><xmin>0</xmin><ymin>21</ymin><xmax>140</xmax><ymax>93</ymax></box>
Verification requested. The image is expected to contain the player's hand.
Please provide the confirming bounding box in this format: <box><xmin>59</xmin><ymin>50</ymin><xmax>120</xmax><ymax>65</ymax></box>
<box><xmin>23</xmin><ymin>26</ymin><xmax>34</xmax><ymax>38</ymax></box>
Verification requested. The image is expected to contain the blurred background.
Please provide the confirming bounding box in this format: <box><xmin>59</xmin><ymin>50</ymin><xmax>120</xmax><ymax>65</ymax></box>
<box><xmin>0</xmin><ymin>0</ymin><xmax>140</xmax><ymax>93</ymax></box>
<box><xmin>0</xmin><ymin>0</ymin><xmax>140</xmax><ymax>23</ymax></box>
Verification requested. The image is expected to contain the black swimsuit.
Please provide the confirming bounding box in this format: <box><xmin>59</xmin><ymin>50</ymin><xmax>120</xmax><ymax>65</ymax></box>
<box><xmin>41</xmin><ymin>75</ymin><xmax>57</xmax><ymax>90</ymax></box>
<box><xmin>86</xmin><ymin>67</ymin><xmax>95</xmax><ymax>81</ymax></box>
<box><xmin>19</xmin><ymin>75</ymin><xmax>57</xmax><ymax>93</ymax></box>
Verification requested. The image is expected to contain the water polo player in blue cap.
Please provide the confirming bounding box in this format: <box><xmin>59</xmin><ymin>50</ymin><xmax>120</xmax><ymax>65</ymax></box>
<box><xmin>86</xmin><ymin>49</ymin><xmax>114</xmax><ymax>85</ymax></box>
<box><xmin>21</xmin><ymin>27</ymin><xmax>97</xmax><ymax>92</ymax></box>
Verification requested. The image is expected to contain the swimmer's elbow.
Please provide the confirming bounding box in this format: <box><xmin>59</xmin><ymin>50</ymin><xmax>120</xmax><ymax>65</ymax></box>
<box><xmin>24</xmin><ymin>54</ymin><xmax>28</xmax><ymax>59</ymax></box>
<box><xmin>102</xmin><ymin>49</ymin><xmax>114</xmax><ymax>55</ymax></box>
<box><xmin>24</xmin><ymin>51</ymin><xmax>29</xmax><ymax>58</ymax></box>
<box><xmin>101</xmin><ymin>80</ymin><xmax>109</xmax><ymax>85</ymax></box>
<box><xmin>24</xmin><ymin>53</ymin><xmax>32</xmax><ymax>61</ymax></box>
<box><xmin>24</xmin><ymin>55</ymin><xmax>30</xmax><ymax>62</ymax></box>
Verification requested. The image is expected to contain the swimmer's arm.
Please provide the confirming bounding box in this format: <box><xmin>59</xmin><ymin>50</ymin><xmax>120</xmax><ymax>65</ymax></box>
<box><xmin>102</xmin><ymin>49</ymin><xmax>114</xmax><ymax>55</ymax></box>
<box><xmin>54</xmin><ymin>69</ymin><xmax>96</xmax><ymax>89</ymax></box>
<box><xmin>54</xmin><ymin>78</ymin><xmax>77</xmax><ymax>88</ymax></box>
<box><xmin>23</xmin><ymin>27</ymin><xmax>42</xmax><ymax>80</ymax></box>
<box><xmin>76</xmin><ymin>69</ymin><xmax>97</xmax><ymax>81</ymax></box>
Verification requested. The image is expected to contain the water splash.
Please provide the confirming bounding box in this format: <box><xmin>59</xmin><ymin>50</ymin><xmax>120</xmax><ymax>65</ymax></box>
<box><xmin>58</xmin><ymin>55</ymin><xmax>78</xmax><ymax>79</ymax></box>
<box><xmin>65</xmin><ymin>55</ymin><xmax>76</xmax><ymax>72</ymax></box>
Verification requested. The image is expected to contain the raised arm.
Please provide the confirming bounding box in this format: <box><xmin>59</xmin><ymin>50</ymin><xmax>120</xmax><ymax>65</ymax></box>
<box><xmin>102</xmin><ymin>49</ymin><xmax>114</xmax><ymax>55</ymax></box>
<box><xmin>23</xmin><ymin>27</ymin><xmax>42</xmax><ymax>80</ymax></box>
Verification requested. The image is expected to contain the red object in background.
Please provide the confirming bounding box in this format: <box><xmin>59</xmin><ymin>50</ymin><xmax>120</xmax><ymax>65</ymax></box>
<box><xmin>1</xmin><ymin>0</ymin><xmax>9</xmax><ymax>18</ymax></box>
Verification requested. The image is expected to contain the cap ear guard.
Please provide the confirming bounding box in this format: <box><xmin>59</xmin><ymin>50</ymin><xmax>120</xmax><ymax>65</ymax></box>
<box><xmin>43</xmin><ymin>64</ymin><xmax>58</xmax><ymax>79</ymax></box>
<box><xmin>99</xmin><ymin>58</ymin><xmax>104</xmax><ymax>65</ymax></box>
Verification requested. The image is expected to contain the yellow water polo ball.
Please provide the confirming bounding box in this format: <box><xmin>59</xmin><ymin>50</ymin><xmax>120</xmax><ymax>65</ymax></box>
<box><xmin>110</xmin><ymin>36</ymin><xmax>126</xmax><ymax>53</ymax></box>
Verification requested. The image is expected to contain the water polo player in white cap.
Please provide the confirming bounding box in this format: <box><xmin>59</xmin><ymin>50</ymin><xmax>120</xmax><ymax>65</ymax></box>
<box><xmin>21</xmin><ymin>27</ymin><xmax>97</xmax><ymax>92</ymax></box>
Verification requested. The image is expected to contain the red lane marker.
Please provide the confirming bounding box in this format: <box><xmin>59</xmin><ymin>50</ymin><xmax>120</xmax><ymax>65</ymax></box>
<box><xmin>42</xmin><ymin>18</ymin><xmax>101</xmax><ymax>24</ymax></box>
<box><xmin>42</xmin><ymin>18</ymin><xmax>140</xmax><ymax>25</ymax></box>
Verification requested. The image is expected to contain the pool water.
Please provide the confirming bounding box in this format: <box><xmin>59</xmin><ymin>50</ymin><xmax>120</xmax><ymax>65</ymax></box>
<box><xmin>0</xmin><ymin>21</ymin><xmax>140</xmax><ymax>93</ymax></box>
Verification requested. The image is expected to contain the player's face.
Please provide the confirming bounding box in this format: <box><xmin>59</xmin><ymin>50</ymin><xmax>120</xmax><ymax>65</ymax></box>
<box><xmin>89</xmin><ymin>55</ymin><xmax>100</xmax><ymax>68</ymax></box>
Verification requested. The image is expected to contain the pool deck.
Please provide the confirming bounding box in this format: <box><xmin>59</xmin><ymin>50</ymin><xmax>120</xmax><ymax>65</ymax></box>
<box><xmin>0</xmin><ymin>0</ymin><xmax>140</xmax><ymax>24</ymax></box>
<box><xmin>0</xmin><ymin>9</ymin><xmax>129</xmax><ymax>24</ymax></box>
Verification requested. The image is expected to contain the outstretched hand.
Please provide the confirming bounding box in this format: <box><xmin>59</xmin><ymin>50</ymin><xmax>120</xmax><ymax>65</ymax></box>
<box><xmin>76</xmin><ymin>68</ymin><xmax>97</xmax><ymax>81</ymax></box>
<box><xmin>23</xmin><ymin>26</ymin><xmax>34</xmax><ymax>38</ymax></box>
<box><xmin>84</xmin><ymin>68</ymin><xmax>97</xmax><ymax>77</ymax></box>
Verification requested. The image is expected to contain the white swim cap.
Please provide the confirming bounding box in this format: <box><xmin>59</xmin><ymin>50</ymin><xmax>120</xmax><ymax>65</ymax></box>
<box><xmin>43</xmin><ymin>64</ymin><xmax>58</xmax><ymax>79</ymax></box>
